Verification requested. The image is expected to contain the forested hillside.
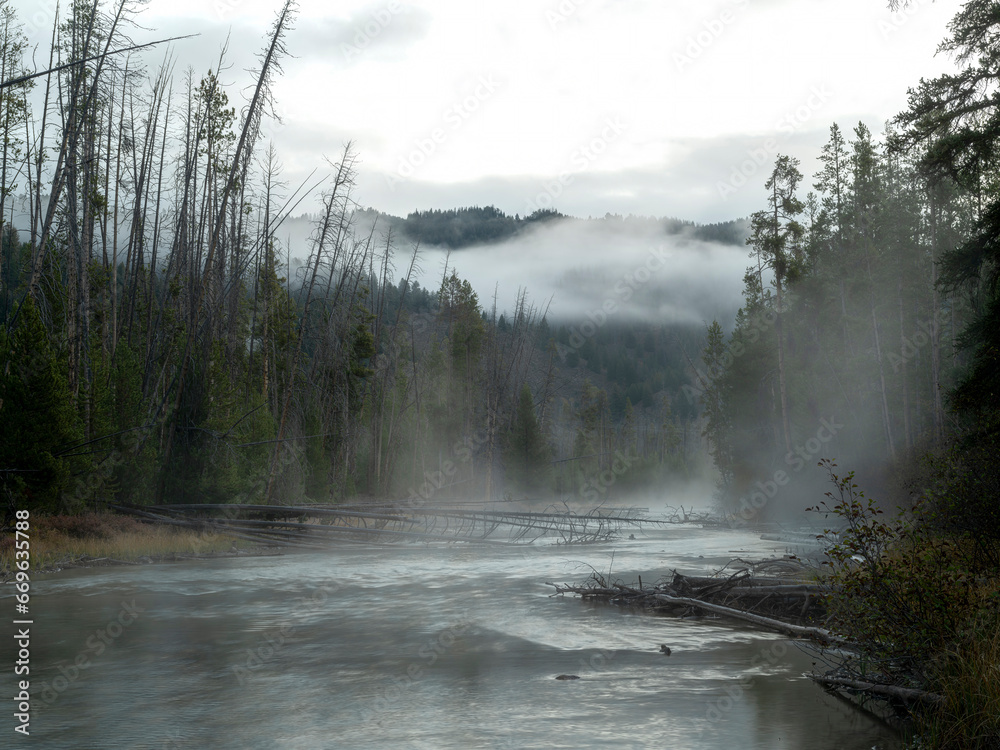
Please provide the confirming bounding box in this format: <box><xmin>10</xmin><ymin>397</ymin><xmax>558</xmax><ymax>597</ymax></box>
<box><xmin>388</xmin><ymin>206</ymin><xmax>748</xmax><ymax>250</ymax></box>
<box><xmin>0</xmin><ymin>0</ymin><xmax>713</xmax><ymax>514</ymax></box>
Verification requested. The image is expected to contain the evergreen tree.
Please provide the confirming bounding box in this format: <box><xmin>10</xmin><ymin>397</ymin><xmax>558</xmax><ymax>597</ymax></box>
<box><xmin>894</xmin><ymin>0</ymin><xmax>1000</xmax><ymax>418</ymax></box>
<box><xmin>747</xmin><ymin>155</ymin><xmax>805</xmax><ymax>454</ymax></box>
<box><xmin>0</xmin><ymin>297</ymin><xmax>81</xmax><ymax>511</ymax></box>
<box><xmin>505</xmin><ymin>384</ymin><xmax>550</xmax><ymax>493</ymax></box>
<box><xmin>699</xmin><ymin>320</ymin><xmax>734</xmax><ymax>491</ymax></box>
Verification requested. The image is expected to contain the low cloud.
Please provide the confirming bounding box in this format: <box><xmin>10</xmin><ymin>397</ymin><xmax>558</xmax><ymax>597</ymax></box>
<box><xmin>402</xmin><ymin>218</ymin><xmax>748</xmax><ymax>327</ymax></box>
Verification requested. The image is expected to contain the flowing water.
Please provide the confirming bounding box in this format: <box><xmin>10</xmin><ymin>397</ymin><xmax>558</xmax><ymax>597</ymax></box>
<box><xmin>4</xmin><ymin>526</ymin><xmax>903</xmax><ymax>749</ymax></box>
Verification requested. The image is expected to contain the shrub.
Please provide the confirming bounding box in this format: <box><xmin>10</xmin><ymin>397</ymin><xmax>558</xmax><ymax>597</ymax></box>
<box><xmin>810</xmin><ymin>460</ymin><xmax>983</xmax><ymax>674</ymax></box>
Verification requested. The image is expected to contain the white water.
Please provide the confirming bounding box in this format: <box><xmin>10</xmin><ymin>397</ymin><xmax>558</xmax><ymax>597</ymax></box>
<box><xmin>3</xmin><ymin>526</ymin><xmax>901</xmax><ymax>749</ymax></box>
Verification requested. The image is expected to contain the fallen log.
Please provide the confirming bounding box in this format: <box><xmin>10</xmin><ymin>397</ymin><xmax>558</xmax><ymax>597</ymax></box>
<box><xmin>674</xmin><ymin>575</ymin><xmax>815</xmax><ymax>589</ymax></box>
<box><xmin>723</xmin><ymin>584</ymin><xmax>826</xmax><ymax>596</ymax></box>
<box><xmin>811</xmin><ymin>675</ymin><xmax>945</xmax><ymax>707</ymax></box>
<box><xmin>652</xmin><ymin>593</ymin><xmax>844</xmax><ymax>644</ymax></box>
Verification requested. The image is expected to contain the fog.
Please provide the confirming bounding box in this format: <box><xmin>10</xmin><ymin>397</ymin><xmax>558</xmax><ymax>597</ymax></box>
<box><xmin>403</xmin><ymin>219</ymin><xmax>749</xmax><ymax>326</ymax></box>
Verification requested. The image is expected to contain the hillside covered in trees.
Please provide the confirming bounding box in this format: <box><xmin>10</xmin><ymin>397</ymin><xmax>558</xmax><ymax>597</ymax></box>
<box><xmin>383</xmin><ymin>205</ymin><xmax>749</xmax><ymax>250</ymax></box>
<box><xmin>0</xmin><ymin>0</ymin><xmax>716</xmax><ymax>516</ymax></box>
<box><xmin>694</xmin><ymin>3</ymin><xmax>1000</xmax><ymax>738</ymax></box>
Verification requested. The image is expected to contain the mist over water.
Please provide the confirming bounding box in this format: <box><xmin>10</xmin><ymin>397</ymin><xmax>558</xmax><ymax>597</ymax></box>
<box><xmin>8</xmin><ymin>529</ymin><xmax>901</xmax><ymax>750</ymax></box>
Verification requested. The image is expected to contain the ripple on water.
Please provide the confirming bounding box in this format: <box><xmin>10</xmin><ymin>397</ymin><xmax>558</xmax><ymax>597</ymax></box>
<box><xmin>6</xmin><ymin>528</ymin><xmax>902</xmax><ymax>750</ymax></box>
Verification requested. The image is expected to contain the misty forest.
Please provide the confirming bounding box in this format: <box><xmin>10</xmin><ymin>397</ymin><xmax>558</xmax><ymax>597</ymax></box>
<box><xmin>2</xmin><ymin>0</ymin><xmax>1000</xmax><ymax>748</ymax></box>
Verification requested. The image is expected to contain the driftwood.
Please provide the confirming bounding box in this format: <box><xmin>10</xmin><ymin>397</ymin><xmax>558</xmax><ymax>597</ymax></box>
<box><xmin>651</xmin><ymin>593</ymin><xmax>842</xmax><ymax>644</ymax></box>
<box><xmin>550</xmin><ymin>558</ymin><xmax>831</xmax><ymax>640</ymax></box>
<box><xmin>723</xmin><ymin>584</ymin><xmax>828</xmax><ymax>596</ymax></box>
<box><xmin>811</xmin><ymin>675</ymin><xmax>945</xmax><ymax>707</ymax></box>
<box><xmin>551</xmin><ymin>558</ymin><xmax>950</xmax><ymax>719</ymax></box>
<box><xmin>109</xmin><ymin>501</ymin><xmax>668</xmax><ymax>546</ymax></box>
<box><xmin>672</xmin><ymin>574</ymin><xmax>813</xmax><ymax>588</ymax></box>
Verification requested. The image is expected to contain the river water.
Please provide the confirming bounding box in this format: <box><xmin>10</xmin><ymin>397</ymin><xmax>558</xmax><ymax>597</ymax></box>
<box><xmin>4</xmin><ymin>526</ymin><xmax>902</xmax><ymax>749</ymax></box>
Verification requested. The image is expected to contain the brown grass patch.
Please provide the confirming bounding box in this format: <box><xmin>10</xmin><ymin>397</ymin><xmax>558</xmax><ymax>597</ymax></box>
<box><xmin>0</xmin><ymin>512</ymin><xmax>258</xmax><ymax>573</ymax></box>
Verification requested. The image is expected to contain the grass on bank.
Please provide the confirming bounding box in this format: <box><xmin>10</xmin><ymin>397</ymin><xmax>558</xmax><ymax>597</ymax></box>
<box><xmin>0</xmin><ymin>512</ymin><xmax>259</xmax><ymax>573</ymax></box>
<box><xmin>913</xmin><ymin>617</ymin><xmax>1000</xmax><ymax>750</ymax></box>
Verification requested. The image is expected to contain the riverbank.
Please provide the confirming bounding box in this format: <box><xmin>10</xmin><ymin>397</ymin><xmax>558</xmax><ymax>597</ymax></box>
<box><xmin>0</xmin><ymin>512</ymin><xmax>280</xmax><ymax>576</ymax></box>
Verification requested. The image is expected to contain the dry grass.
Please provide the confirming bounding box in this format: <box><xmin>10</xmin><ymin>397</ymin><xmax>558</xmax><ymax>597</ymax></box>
<box><xmin>0</xmin><ymin>512</ymin><xmax>258</xmax><ymax>573</ymax></box>
<box><xmin>914</xmin><ymin>617</ymin><xmax>1000</xmax><ymax>749</ymax></box>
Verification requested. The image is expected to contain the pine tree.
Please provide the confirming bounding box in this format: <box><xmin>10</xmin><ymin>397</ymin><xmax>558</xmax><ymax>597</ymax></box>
<box><xmin>747</xmin><ymin>155</ymin><xmax>805</xmax><ymax>454</ymax></box>
<box><xmin>0</xmin><ymin>297</ymin><xmax>81</xmax><ymax>511</ymax></box>
<box><xmin>505</xmin><ymin>384</ymin><xmax>550</xmax><ymax>493</ymax></box>
<box><xmin>699</xmin><ymin>320</ymin><xmax>734</xmax><ymax>490</ymax></box>
<box><xmin>894</xmin><ymin>3</ymin><xmax>1000</xmax><ymax>418</ymax></box>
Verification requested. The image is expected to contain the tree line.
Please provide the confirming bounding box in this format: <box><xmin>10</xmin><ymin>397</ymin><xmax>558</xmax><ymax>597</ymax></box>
<box><xmin>698</xmin><ymin>119</ymin><xmax>977</xmax><ymax>513</ymax></box>
<box><xmin>0</xmin><ymin>0</ymin><xmax>527</xmax><ymax>511</ymax></box>
<box><xmin>701</xmin><ymin>4</ymin><xmax>1000</xmax><ymax>533</ymax></box>
<box><xmin>0</xmin><ymin>0</ymin><xmax>708</xmax><ymax>514</ymax></box>
<box><xmin>387</xmin><ymin>205</ymin><xmax>748</xmax><ymax>249</ymax></box>
<box><xmin>698</xmin><ymin>4</ymin><xmax>1000</xmax><ymax>741</ymax></box>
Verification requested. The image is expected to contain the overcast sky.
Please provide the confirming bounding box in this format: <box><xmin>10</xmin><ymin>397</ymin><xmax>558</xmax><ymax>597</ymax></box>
<box><xmin>14</xmin><ymin>0</ymin><xmax>957</xmax><ymax>224</ymax></box>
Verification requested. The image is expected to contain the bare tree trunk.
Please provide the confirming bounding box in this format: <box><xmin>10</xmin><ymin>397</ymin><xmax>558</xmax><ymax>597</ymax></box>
<box><xmin>29</xmin><ymin>0</ymin><xmax>129</xmax><ymax>303</ymax></box>
<box><xmin>159</xmin><ymin>2</ymin><xmax>297</xmax><ymax>502</ymax></box>
<box><xmin>775</xmin><ymin>281</ymin><xmax>793</xmax><ymax>455</ymax></box>
<box><xmin>929</xmin><ymin>195</ymin><xmax>944</xmax><ymax>444</ymax></box>
<box><xmin>866</xmin><ymin>249</ymin><xmax>896</xmax><ymax>462</ymax></box>
<box><xmin>265</xmin><ymin>147</ymin><xmax>355</xmax><ymax>503</ymax></box>
<box><xmin>898</xmin><ymin>277</ymin><xmax>912</xmax><ymax>457</ymax></box>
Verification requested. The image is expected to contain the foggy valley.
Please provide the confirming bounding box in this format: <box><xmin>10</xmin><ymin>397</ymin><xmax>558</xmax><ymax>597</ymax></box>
<box><xmin>2</xmin><ymin>1</ymin><xmax>999</xmax><ymax>749</ymax></box>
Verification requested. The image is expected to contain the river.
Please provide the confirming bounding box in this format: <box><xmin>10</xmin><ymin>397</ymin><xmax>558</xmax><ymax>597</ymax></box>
<box><xmin>4</xmin><ymin>525</ymin><xmax>901</xmax><ymax>749</ymax></box>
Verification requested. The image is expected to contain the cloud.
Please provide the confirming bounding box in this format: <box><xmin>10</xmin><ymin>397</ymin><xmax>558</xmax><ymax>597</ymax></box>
<box><xmin>353</xmin><ymin>121</ymin><xmax>844</xmax><ymax>225</ymax></box>
<box><xmin>299</xmin><ymin>4</ymin><xmax>433</xmax><ymax>67</ymax></box>
<box><xmin>394</xmin><ymin>218</ymin><xmax>749</xmax><ymax>327</ymax></box>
